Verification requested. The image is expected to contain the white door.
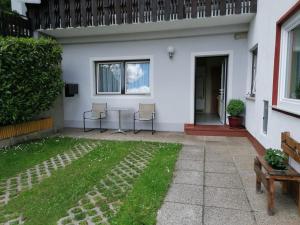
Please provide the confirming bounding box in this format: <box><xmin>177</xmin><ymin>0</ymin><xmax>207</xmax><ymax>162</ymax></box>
<box><xmin>219</xmin><ymin>57</ymin><xmax>228</xmax><ymax>124</ymax></box>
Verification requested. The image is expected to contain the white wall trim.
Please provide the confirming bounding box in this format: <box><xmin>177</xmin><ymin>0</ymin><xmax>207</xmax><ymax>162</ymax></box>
<box><xmin>55</xmin><ymin>24</ymin><xmax>250</xmax><ymax>45</ymax></box>
<box><xmin>190</xmin><ymin>50</ymin><xmax>234</xmax><ymax>123</ymax></box>
<box><xmin>89</xmin><ymin>55</ymin><xmax>155</xmax><ymax>100</ymax></box>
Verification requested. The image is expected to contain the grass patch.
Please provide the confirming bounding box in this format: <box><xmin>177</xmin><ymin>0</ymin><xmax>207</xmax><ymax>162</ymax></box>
<box><xmin>111</xmin><ymin>143</ymin><xmax>181</xmax><ymax>225</ymax></box>
<box><xmin>0</xmin><ymin>137</ymin><xmax>81</xmax><ymax>179</ymax></box>
<box><xmin>2</xmin><ymin>140</ymin><xmax>181</xmax><ymax>225</ymax></box>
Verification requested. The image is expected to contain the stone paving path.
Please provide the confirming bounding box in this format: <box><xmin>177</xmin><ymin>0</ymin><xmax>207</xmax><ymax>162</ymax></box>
<box><xmin>0</xmin><ymin>141</ymin><xmax>99</xmax><ymax>225</ymax></box>
<box><xmin>157</xmin><ymin>140</ymin><xmax>300</xmax><ymax>225</ymax></box>
<box><xmin>57</xmin><ymin>144</ymin><xmax>158</xmax><ymax>225</ymax></box>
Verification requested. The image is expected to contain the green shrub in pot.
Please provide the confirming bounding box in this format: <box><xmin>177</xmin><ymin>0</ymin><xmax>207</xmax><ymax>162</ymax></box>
<box><xmin>226</xmin><ymin>99</ymin><xmax>245</xmax><ymax>128</ymax></box>
<box><xmin>264</xmin><ymin>148</ymin><xmax>288</xmax><ymax>170</ymax></box>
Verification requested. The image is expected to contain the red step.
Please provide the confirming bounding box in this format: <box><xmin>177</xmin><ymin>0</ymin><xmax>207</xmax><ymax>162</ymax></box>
<box><xmin>184</xmin><ymin>124</ymin><xmax>248</xmax><ymax>137</ymax></box>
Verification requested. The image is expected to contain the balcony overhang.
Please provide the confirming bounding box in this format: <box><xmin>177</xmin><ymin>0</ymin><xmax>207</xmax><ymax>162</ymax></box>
<box><xmin>39</xmin><ymin>13</ymin><xmax>255</xmax><ymax>41</ymax></box>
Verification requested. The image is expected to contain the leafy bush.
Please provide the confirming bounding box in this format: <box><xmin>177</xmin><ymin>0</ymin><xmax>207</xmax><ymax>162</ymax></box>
<box><xmin>226</xmin><ymin>99</ymin><xmax>245</xmax><ymax>117</ymax></box>
<box><xmin>0</xmin><ymin>37</ymin><xmax>64</xmax><ymax>126</ymax></box>
<box><xmin>0</xmin><ymin>0</ymin><xmax>11</xmax><ymax>11</ymax></box>
<box><xmin>264</xmin><ymin>148</ymin><xmax>288</xmax><ymax>170</ymax></box>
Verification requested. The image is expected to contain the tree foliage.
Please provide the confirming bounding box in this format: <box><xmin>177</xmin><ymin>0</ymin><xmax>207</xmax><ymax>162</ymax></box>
<box><xmin>0</xmin><ymin>37</ymin><xmax>64</xmax><ymax>126</ymax></box>
<box><xmin>0</xmin><ymin>0</ymin><xmax>11</xmax><ymax>11</ymax></box>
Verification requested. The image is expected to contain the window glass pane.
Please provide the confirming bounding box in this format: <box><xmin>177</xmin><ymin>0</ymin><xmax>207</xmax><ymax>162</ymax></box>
<box><xmin>125</xmin><ymin>62</ymin><xmax>150</xmax><ymax>94</ymax></box>
<box><xmin>251</xmin><ymin>48</ymin><xmax>257</xmax><ymax>96</ymax></box>
<box><xmin>287</xmin><ymin>25</ymin><xmax>300</xmax><ymax>99</ymax></box>
<box><xmin>98</xmin><ymin>63</ymin><xmax>121</xmax><ymax>93</ymax></box>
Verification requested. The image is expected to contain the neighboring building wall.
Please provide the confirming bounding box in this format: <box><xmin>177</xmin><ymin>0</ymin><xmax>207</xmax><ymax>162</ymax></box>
<box><xmin>62</xmin><ymin>32</ymin><xmax>248</xmax><ymax>131</ymax></box>
<box><xmin>246</xmin><ymin>0</ymin><xmax>300</xmax><ymax>172</ymax></box>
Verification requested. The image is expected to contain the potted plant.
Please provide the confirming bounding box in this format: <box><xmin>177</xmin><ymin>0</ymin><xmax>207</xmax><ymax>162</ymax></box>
<box><xmin>264</xmin><ymin>148</ymin><xmax>288</xmax><ymax>170</ymax></box>
<box><xmin>226</xmin><ymin>99</ymin><xmax>245</xmax><ymax>128</ymax></box>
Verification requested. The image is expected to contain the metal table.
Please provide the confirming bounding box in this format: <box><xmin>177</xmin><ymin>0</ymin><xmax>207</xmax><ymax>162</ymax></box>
<box><xmin>109</xmin><ymin>107</ymin><xmax>130</xmax><ymax>134</ymax></box>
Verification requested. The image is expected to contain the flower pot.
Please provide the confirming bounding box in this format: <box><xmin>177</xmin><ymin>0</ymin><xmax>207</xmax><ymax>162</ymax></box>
<box><xmin>228</xmin><ymin>116</ymin><xmax>243</xmax><ymax>128</ymax></box>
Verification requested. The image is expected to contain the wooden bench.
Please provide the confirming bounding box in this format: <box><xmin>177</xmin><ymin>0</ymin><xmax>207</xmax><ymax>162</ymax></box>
<box><xmin>254</xmin><ymin>132</ymin><xmax>300</xmax><ymax>215</ymax></box>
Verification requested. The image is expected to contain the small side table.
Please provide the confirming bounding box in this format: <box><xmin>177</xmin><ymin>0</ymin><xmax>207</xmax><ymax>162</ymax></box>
<box><xmin>109</xmin><ymin>107</ymin><xmax>130</xmax><ymax>134</ymax></box>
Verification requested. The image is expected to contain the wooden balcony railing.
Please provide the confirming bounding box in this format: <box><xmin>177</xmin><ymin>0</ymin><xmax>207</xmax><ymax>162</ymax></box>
<box><xmin>26</xmin><ymin>0</ymin><xmax>257</xmax><ymax>30</ymax></box>
<box><xmin>0</xmin><ymin>10</ymin><xmax>32</xmax><ymax>37</ymax></box>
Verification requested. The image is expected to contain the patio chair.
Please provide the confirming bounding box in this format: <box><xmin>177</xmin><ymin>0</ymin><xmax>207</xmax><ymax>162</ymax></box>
<box><xmin>133</xmin><ymin>103</ymin><xmax>156</xmax><ymax>135</ymax></box>
<box><xmin>83</xmin><ymin>103</ymin><xmax>107</xmax><ymax>132</ymax></box>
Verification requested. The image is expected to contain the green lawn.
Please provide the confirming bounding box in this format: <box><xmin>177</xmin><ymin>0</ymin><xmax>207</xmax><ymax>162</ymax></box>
<box><xmin>0</xmin><ymin>137</ymin><xmax>181</xmax><ymax>225</ymax></box>
<box><xmin>0</xmin><ymin>137</ymin><xmax>82</xmax><ymax>180</ymax></box>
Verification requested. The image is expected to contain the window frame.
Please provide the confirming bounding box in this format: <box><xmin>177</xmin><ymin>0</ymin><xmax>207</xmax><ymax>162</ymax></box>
<box><xmin>124</xmin><ymin>60</ymin><xmax>151</xmax><ymax>95</ymax></box>
<box><xmin>95</xmin><ymin>59</ymin><xmax>150</xmax><ymax>96</ymax></box>
<box><xmin>279</xmin><ymin>11</ymin><xmax>300</xmax><ymax>106</ymax></box>
<box><xmin>96</xmin><ymin>61</ymin><xmax>123</xmax><ymax>95</ymax></box>
<box><xmin>250</xmin><ymin>46</ymin><xmax>258</xmax><ymax>97</ymax></box>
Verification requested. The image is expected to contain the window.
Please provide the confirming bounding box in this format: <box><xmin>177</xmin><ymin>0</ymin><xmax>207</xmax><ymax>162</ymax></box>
<box><xmin>250</xmin><ymin>47</ymin><xmax>258</xmax><ymax>97</ymax></box>
<box><xmin>97</xmin><ymin>62</ymin><xmax>122</xmax><ymax>94</ymax></box>
<box><xmin>286</xmin><ymin>25</ymin><xmax>300</xmax><ymax>100</ymax></box>
<box><xmin>125</xmin><ymin>61</ymin><xmax>150</xmax><ymax>94</ymax></box>
<box><xmin>263</xmin><ymin>100</ymin><xmax>269</xmax><ymax>134</ymax></box>
<box><xmin>96</xmin><ymin>60</ymin><xmax>150</xmax><ymax>95</ymax></box>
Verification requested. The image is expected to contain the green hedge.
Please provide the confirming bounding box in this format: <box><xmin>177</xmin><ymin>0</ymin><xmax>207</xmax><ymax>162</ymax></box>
<box><xmin>0</xmin><ymin>37</ymin><xmax>64</xmax><ymax>126</ymax></box>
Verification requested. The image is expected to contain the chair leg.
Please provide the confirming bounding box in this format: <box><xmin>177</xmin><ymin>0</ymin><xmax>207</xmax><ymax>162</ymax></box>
<box><xmin>152</xmin><ymin>118</ymin><xmax>154</xmax><ymax>135</ymax></box>
<box><xmin>99</xmin><ymin>118</ymin><xmax>107</xmax><ymax>133</ymax></box>
<box><xmin>83</xmin><ymin>117</ymin><xmax>86</xmax><ymax>132</ymax></box>
<box><xmin>133</xmin><ymin>117</ymin><xmax>136</xmax><ymax>134</ymax></box>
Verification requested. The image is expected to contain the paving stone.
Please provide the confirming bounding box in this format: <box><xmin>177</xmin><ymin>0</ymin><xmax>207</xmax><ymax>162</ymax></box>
<box><xmin>157</xmin><ymin>202</ymin><xmax>203</xmax><ymax>225</ymax></box>
<box><xmin>255</xmin><ymin>210</ymin><xmax>300</xmax><ymax>225</ymax></box>
<box><xmin>205</xmin><ymin>162</ymin><xmax>238</xmax><ymax>174</ymax></box>
<box><xmin>233</xmin><ymin>155</ymin><xmax>256</xmax><ymax>172</ymax></box>
<box><xmin>205</xmin><ymin>173</ymin><xmax>243</xmax><ymax>189</ymax></box>
<box><xmin>205</xmin><ymin>152</ymin><xmax>233</xmax><ymax>163</ymax></box>
<box><xmin>178</xmin><ymin>147</ymin><xmax>204</xmax><ymax>161</ymax></box>
<box><xmin>176</xmin><ymin>160</ymin><xmax>204</xmax><ymax>172</ymax></box>
<box><xmin>205</xmin><ymin>187</ymin><xmax>251</xmax><ymax>211</ymax></box>
<box><xmin>227</xmin><ymin>145</ymin><xmax>257</xmax><ymax>156</ymax></box>
<box><xmin>173</xmin><ymin>171</ymin><xmax>203</xmax><ymax>186</ymax></box>
<box><xmin>204</xmin><ymin>207</ymin><xmax>256</xmax><ymax>225</ymax></box>
<box><xmin>165</xmin><ymin>184</ymin><xmax>203</xmax><ymax>205</ymax></box>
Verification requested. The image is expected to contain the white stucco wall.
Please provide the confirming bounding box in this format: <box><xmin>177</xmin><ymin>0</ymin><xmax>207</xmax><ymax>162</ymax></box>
<box><xmin>62</xmin><ymin>33</ymin><xmax>248</xmax><ymax>132</ymax></box>
<box><xmin>246</xmin><ymin>0</ymin><xmax>300</xmax><ymax>172</ymax></box>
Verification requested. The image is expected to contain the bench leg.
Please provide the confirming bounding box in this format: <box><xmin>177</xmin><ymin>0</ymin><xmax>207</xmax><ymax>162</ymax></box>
<box><xmin>255</xmin><ymin>159</ymin><xmax>263</xmax><ymax>193</ymax></box>
<box><xmin>267</xmin><ymin>179</ymin><xmax>275</xmax><ymax>215</ymax></box>
<box><xmin>256</xmin><ymin>175</ymin><xmax>262</xmax><ymax>193</ymax></box>
<box><xmin>298</xmin><ymin>182</ymin><xmax>300</xmax><ymax>215</ymax></box>
<box><xmin>281</xmin><ymin>181</ymin><xmax>288</xmax><ymax>194</ymax></box>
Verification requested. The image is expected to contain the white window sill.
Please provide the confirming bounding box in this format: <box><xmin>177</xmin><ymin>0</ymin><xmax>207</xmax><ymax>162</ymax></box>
<box><xmin>246</xmin><ymin>96</ymin><xmax>256</xmax><ymax>101</ymax></box>
<box><xmin>272</xmin><ymin>106</ymin><xmax>300</xmax><ymax>119</ymax></box>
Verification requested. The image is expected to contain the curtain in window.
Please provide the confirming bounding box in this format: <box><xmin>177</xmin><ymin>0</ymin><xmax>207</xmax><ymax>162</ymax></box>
<box><xmin>98</xmin><ymin>63</ymin><xmax>121</xmax><ymax>93</ymax></box>
<box><xmin>125</xmin><ymin>62</ymin><xmax>150</xmax><ymax>94</ymax></box>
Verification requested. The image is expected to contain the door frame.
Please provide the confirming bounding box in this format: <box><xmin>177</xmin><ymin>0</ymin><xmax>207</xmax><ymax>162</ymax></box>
<box><xmin>190</xmin><ymin>51</ymin><xmax>233</xmax><ymax>125</ymax></box>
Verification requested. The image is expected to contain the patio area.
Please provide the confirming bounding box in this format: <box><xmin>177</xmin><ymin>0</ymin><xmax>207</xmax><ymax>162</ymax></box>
<box><xmin>62</xmin><ymin>128</ymin><xmax>300</xmax><ymax>225</ymax></box>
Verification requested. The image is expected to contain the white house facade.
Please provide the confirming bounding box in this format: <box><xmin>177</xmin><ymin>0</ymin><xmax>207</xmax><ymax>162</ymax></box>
<box><xmin>13</xmin><ymin>0</ymin><xmax>300</xmax><ymax>171</ymax></box>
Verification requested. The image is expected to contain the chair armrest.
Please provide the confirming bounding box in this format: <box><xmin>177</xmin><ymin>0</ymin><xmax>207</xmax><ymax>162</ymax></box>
<box><xmin>100</xmin><ymin>111</ymin><xmax>106</xmax><ymax>118</ymax></box>
<box><xmin>83</xmin><ymin>110</ymin><xmax>92</xmax><ymax>118</ymax></box>
<box><xmin>152</xmin><ymin>112</ymin><xmax>155</xmax><ymax>119</ymax></box>
<box><xmin>134</xmin><ymin>111</ymin><xmax>139</xmax><ymax>119</ymax></box>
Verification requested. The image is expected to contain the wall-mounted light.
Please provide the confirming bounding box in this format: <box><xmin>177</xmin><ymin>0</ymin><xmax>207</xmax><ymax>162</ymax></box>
<box><xmin>168</xmin><ymin>46</ymin><xmax>175</xmax><ymax>59</ymax></box>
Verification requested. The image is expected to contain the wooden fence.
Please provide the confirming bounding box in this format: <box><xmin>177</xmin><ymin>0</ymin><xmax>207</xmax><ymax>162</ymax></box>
<box><xmin>0</xmin><ymin>10</ymin><xmax>32</xmax><ymax>37</ymax></box>
<box><xmin>26</xmin><ymin>0</ymin><xmax>257</xmax><ymax>30</ymax></box>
